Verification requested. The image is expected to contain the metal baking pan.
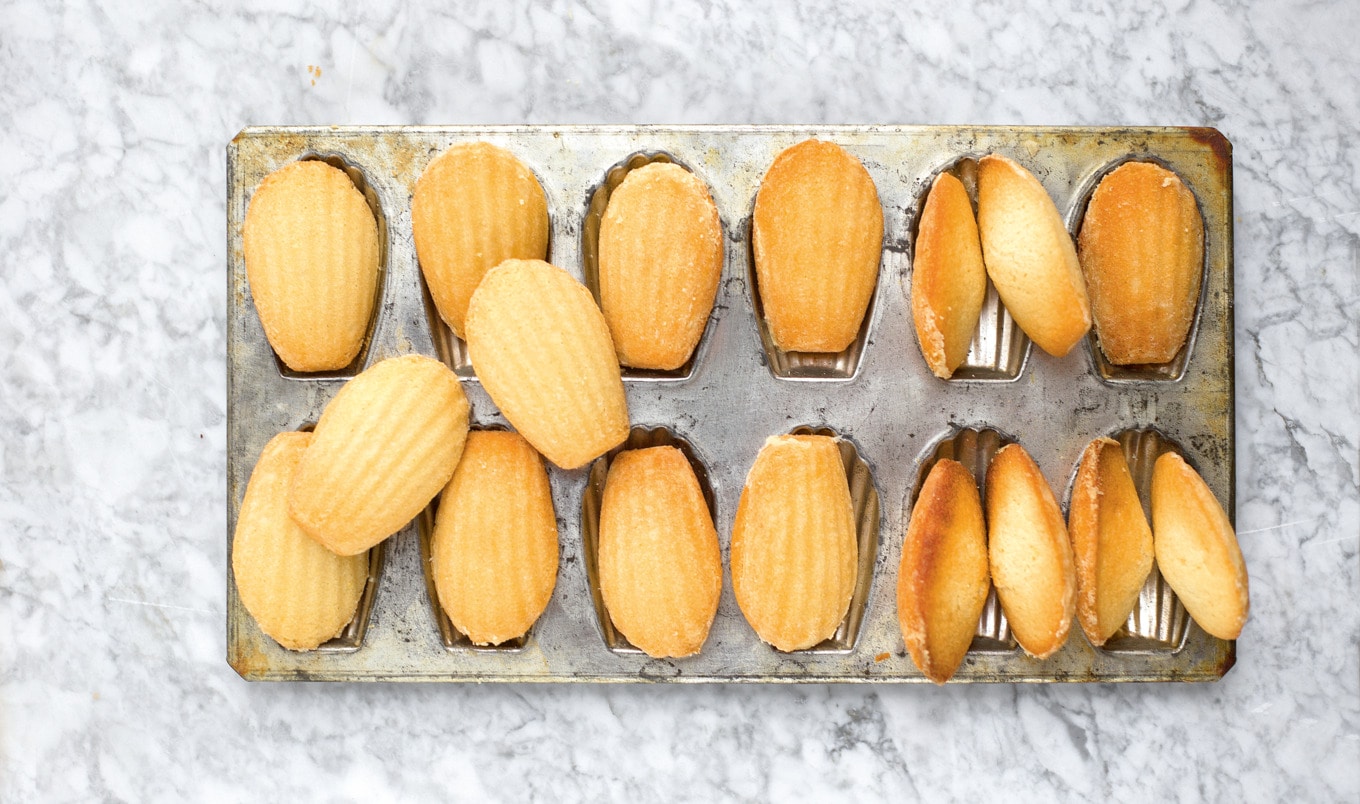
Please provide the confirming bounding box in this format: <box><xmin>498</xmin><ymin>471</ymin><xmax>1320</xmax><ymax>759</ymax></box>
<box><xmin>226</xmin><ymin>125</ymin><xmax>1234</xmax><ymax>682</ymax></box>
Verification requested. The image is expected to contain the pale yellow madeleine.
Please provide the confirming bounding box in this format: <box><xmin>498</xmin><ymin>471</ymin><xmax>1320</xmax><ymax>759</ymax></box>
<box><xmin>412</xmin><ymin>142</ymin><xmax>550</xmax><ymax>338</ymax></box>
<box><xmin>1151</xmin><ymin>452</ymin><xmax>1248</xmax><ymax>640</ymax></box>
<box><xmin>244</xmin><ymin>160</ymin><xmax>380</xmax><ymax>371</ymax></box>
<box><xmin>288</xmin><ymin>354</ymin><xmax>470</xmax><ymax>556</ymax></box>
<box><xmin>977</xmin><ymin>154</ymin><xmax>1091</xmax><ymax>357</ymax></box>
<box><xmin>731</xmin><ymin>435</ymin><xmax>858</xmax><ymax>651</ymax></box>
<box><xmin>911</xmin><ymin>172</ymin><xmax>987</xmax><ymax>378</ymax></box>
<box><xmin>1068</xmin><ymin>437</ymin><xmax>1154</xmax><ymax>646</ymax></box>
<box><xmin>897</xmin><ymin>459</ymin><xmax>990</xmax><ymax>683</ymax></box>
<box><xmin>598</xmin><ymin>446</ymin><xmax>722</xmax><ymax>658</ymax></box>
<box><xmin>598</xmin><ymin>162</ymin><xmax>723</xmax><ymax>370</ymax></box>
<box><xmin>753</xmin><ymin>139</ymin><xmax>883</xmax><ymax>352</ymax></box>
<box><xmin>432</xmin><ymin>430</ymin><xmax>559</xmax><ymax>646</ymax></box>
<box><xmin>465</xmin><ymin>259</ymin><xmax>629</xmax><ymax>470</ymax></box>
<box><xmin>233</xmin><ymin>431</ymin><xmax>368</xmax><ymax>650</ymax></box>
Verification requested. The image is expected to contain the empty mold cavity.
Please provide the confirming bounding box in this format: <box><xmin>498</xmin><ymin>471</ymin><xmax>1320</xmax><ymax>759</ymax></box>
<box><xmin>782</xmin><ymin>425</ymin><xmax>881</xmax><ymax>653</ymax></box>
<box><xmin>1070</xmin><ymin>158</ymin><xmax>1209</xmax><ymax>384</ymax></box>
<box><xmin>1086</xmin><ymin>428</ymin><xmax>1192</xmax><ymax>652</ymax></box>
<box><xmin>580</xmin><ymin>425</ymin><xmax>718</xmax><ymax>655</ymax></box>
<box><xmin>270</xmin><ymin>153</ymin><xmax>387</xmax><ymax>381</ymax></box>
<box><xmin>580</xmin><ymin>151</ymin><xmax>718</xmax><ymax>381</ymax></box>
<box><xmin>906</xmin><ymin>157</ymin><xmax>1030</xmax><ymax>381</ymax></box>
<box><xmin>910</xmin><ymin>426</ymin><xmax>1018</xmax><ymax>652</ymax></box>
<box><xmin>416</xmin><ymin>425</ymin><xmax>531</xmax><ymax>652</ymax></box>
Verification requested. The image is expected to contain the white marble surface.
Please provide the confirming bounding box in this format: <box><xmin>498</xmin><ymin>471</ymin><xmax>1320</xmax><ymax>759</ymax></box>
<box><xmin>2</xmin><ymin>0</ymin><xmax>1357</xmax><ymax>799</ymax></box>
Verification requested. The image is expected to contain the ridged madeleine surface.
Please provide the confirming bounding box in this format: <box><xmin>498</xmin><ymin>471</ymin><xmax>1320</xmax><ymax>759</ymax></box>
<box><xmin>897</xmin><ymin>459</ymin><xmax>989</xmax><ymax>683</ymax></box>
<box><xmin>289</xmin><ymin>355</ymin><xmax>470</xmax><ymax>556</ymax></box>
<box><xmin>1151</xmin><ymin>452</ymin><xmax>1248</xmax><ymax>640</ymax></box>
<box><xmin>233</xmin><ymin>432</ymin><xmax>368</xmax><ymax>651</ymax></box>
<box><xmin>243</xmin><ymin>160</ymin><xmax>379</xmax><ymax>371</ymax></box>
<box><xmin>752</xmin><ymin>139</ymin><xmax>883</xmax><ymax>352</ymax></box>
<box><xmin>598</xmin><ymin>163</ymin><xmax>724</xmax><ymax>370</ymax></box>
<box><xmin>465</xmin><ymin>259</ymin><xmax>629</xmax><ymax>469</ymax></box>
<box><xmin>412</xmin><ymin>142</ymin><xmax>550</xmax><ymax>338</ymax></box>
<box><xmin>598</xmin><ymin>446</ymin><xmax>722</xmax><ymax>658</ymax></box>
<box><xmin>432</xmin><ymin>430</ymin><xmax>559</xmax><ymax>646</ymax></box>
<box><xmin>1068</xmin><ymin>437</ymin><xmax>1154</xmax><ymax>646</ymax></box>
<box><xmin>911</xmin><ymin>172</ymin><xmax>987</xmax><ymax>378</ymax></box>
<box><xmin>977</xmin><ymin>154</ymin><xmax>1091</xmax><ymax>357</ymax></box>
<box><xmin>731</xmin><ymin>435</ymin><xmax>858</xmax><ymax>652</ymax></box>
<box><xmin>1078</xmin><ymin>161</ymin><xmax>1205</xmax><ymax>365</ymax></box>
<box><xmin>985</xmin><ymin>443</ymin><xmax>1076</xmax><ymax>659</ymax></box>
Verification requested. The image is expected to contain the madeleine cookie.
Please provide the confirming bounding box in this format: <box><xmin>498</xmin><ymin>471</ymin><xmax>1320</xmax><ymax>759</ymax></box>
<box><xmin>1079</xmin><ymin>161</ymin><xmax>1205</xmax><ymax>365</ymax></box>
<box><xmin>465</xmin><ymin>259</ymin><xmax>629</xmax><ymax>469</ymax></box>
<box><xmin>233</xmin><ymin>432</ymin><xmax>368</xmax><ymax>651</ymax></box>
<box><xmin>752</xmin><ymin>140</ymin><xmax>883</xmax><ymax>352</ymax></box>
<box><xmin>911</xmin><ymin>172</ymin><xmax>987</xmax><ymax>378</ymax></box>
<box><xmin>1068</xmin><ymin>437</ymin><xmax>1154</xmax><ymax>646</ymax></box>
<box><xmin>598</xmin><ymin>163</ymin><xmax>723</xmax><ymax>370</ymax></box>
<box><xmin>598</xmin><ymin>446</ymin><xmax>722</xmax><ymax>658</ymax></box>
<box><xmin>897</xmin><ymin>459</ymin><xmax>989</xmax><ymax>683</ymax></box>
<box><xmin>1151</xmin><ymin>452</ymin><xmax>1248</xmax><ymax>640</ymax></box>
<box><xmin>412</xmin><ymin>142</ymin><xmax>550</xmax><ymax>338</ymax></box>
<box><xmin>985</xmin><ymin>443</ymin><xmax>1076</xmax><ymax>659</ymax></box>
<box><xmin>731</xmin><ymin>435</ymin><xmax>858</xmax><ymax>652</ymax></box>
<box><xmin>289</xmin><ymin>355</ymin><xmax>470</xmax><ymax>556</ymax></box>
<box><xmin>977</xmin><ymin>154</ymin><xmax>1091</xmax><ymax>357</ymax></box>
<box><xmin>431</xmin><ymin>430</ymin><xmax>558</xmax><ymax>646</ymax></box>
<box><xmin>243</xmin><ymin>160</ymin><xmax>380</xmax><ymax>371</ymax></box>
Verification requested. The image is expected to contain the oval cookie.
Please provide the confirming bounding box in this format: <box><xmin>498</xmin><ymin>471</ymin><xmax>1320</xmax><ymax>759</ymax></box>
<box><xmin>412</xmin><ymin>142</ymin><xmax>550</xmax><ymax>339</ymax></box>
<box><xmin>243</xmin><ymin>160</ymin><xmax>380</xmax><ymax>372</ymax></box>
<box><xmin>465</xmin><ymin>259</ymin><xmax>629</xmax><ymax>470</ymax></box>
<box><xmin>598</xmin><ymin>446</ymin><xmax>722</xmax><ymax>658</ymax></box>
<box><xmin>598</xmin><ymin>162</ymin><xmax>723</xmax><ymax>370</ymax></box>
<box><xmin>731</xmin><ymin>434</ymin><xmax>858</xmax><ymax>652</ymax></box>
<box><xmin>752</xmin><ymin>140</ymin><xmax>883</xmax><ymax>353</ymax></box>
<box><xmin>911</xmin><ymin>172</ymin><xmax>987</xmax><ymax>378</ymax></box>
<box><xmin>289</xmin><ymin>354</ymin><xmax>470</xmax><ymax>556</ymax></box>
<box><xmin>232</xmin><ymin>432</ymin><xmax>368</xmax><ymax>651</ymax></box>
<box><xmin>432</xmin><ymin>430</ymin><xmax>559</xmax><ymax>646</ymax></box>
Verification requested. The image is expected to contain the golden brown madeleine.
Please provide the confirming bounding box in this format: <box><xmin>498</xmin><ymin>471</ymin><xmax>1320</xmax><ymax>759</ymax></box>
<box><xmin>985</xmin><ymin>443</ymin><xmax>1076</xmax><ymax>659</ymax></box>
<box><xmin>1151</xmin><ymin>452</ymin><xmax>1248</xmax><ymax>640</ymax></box>
<box><xmin>233</xmin><ymin>432</ymin><xmax>368</xmax><ymax>651</ymax></box>
<box><xmin>598</xmin><ymin>163</ymin><xmax>724</xmax><ymax>370</ymax></box>
<box><xmin>243</xmin><ymin>160</ymin><xmax>380</xmax><ymax>371</ymax></box>
<box><xmin>730</xmin><ymin>435</ymin><xmax>858</xmax><ymax>651</ymax></box>
<box><xmin>976</xmin><ymin>154</ymin><xmax>1091</xmax><ymax>357</ymax></box>
<box><xmin>1068</xmin><ymin>438</ymin><xmax>1154</xmax><ymax>646</ymax></box>
<box><xmin>897</xmin><ymin>459</ymin><xmax>990</xmax><ymax>683</ymax></box>
<box><xmin>1078</xmin><ymin>161</ymin><xmax>1205</xmax><ymax>364</ymax></box>
<box><xmin>411</xmin><ymin>142</ymin><xmax>550</xmax><ymax>338</ymax></box>
<box><xmin>752</xmin><ymin>139</ymin><xmax>884</xmax><ymax>352</ymax></box>
<box><xmin>431</xmin><ymin>430</ymin><xmax>559</xmax><ymax>646</ymax></box>
<box><xmin>911</xmin><ymin>172</ymin><xmax>987</xmax><ymax>378</ymax></box>
<box><xmin>289</xmin><ymin>355</ymin><xmax>470</xmax><ymax>556</ymax></box>
<box><xmin>598</xmin><ymin>446</ymin><xmax>722</xmax><ymax>658</ymax></box>
<box><xmin>465</xmin><ymin>259</ymin><xmax>629</xmax><ymax>470</ymax></box>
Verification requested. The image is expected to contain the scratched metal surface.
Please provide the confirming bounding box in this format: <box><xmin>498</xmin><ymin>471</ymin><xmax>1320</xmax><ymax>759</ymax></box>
<box><xmin>226</xmin><ymin>125</ymin><xmax>1234</xmax><ymax>682</ymax></box>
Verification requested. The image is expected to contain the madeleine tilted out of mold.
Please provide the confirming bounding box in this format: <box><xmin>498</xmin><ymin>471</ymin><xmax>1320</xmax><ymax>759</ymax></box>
<box><xmin>243</xmin><ymin>160</ymin><xmax>380</xmax><ymax>372</ymax></box>
<box><xmin>412</xmin><ymin>141</ymin><xmax>550</xmax><ymax>339</ymax></box>
<box><xmin>597</xmin><ymin>162</ymin><xmax>724</xmax><ymax>371</ymax></box>
<box><xmin>1067</xmin><ymin>437</ymin><xmax>1155</xmax><ymax>646</ymax></box>
<box><xmin>233</xmin><ymin>431</ymin><xmax>368</xmax><ymax>651</ymax></box>
<box><xmin>730</xmin><ymin>434</ymin><xmax>858</xmax><ymax>652</ymax></box>
<box><xmin>911</xmin><ymin>172</ymin><xmax>988</xmax><ymax>378</ymax></box>
<box><xmin>1078</xmin><ymin>161</ymin><xmax>1205</xmax><ymax>365</ymax></box>
<box><xmin>431</xmin><ymin>430</ymin><xmax>559</xmax><ymax>647</ymax></box>
<box><xmin>976</xmin><ymin>153</ymin><xmax>1091</xmax><ymax>358</ymax></box>
<box><xmin>752</xmin><ymin>139</ymin><xmax>884</xmax><ymax>353</ymax></box>
<box><xmin>597</xmin><ymin>446</ymin><xmax>723</xmax><ymax>658</ymax></box>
